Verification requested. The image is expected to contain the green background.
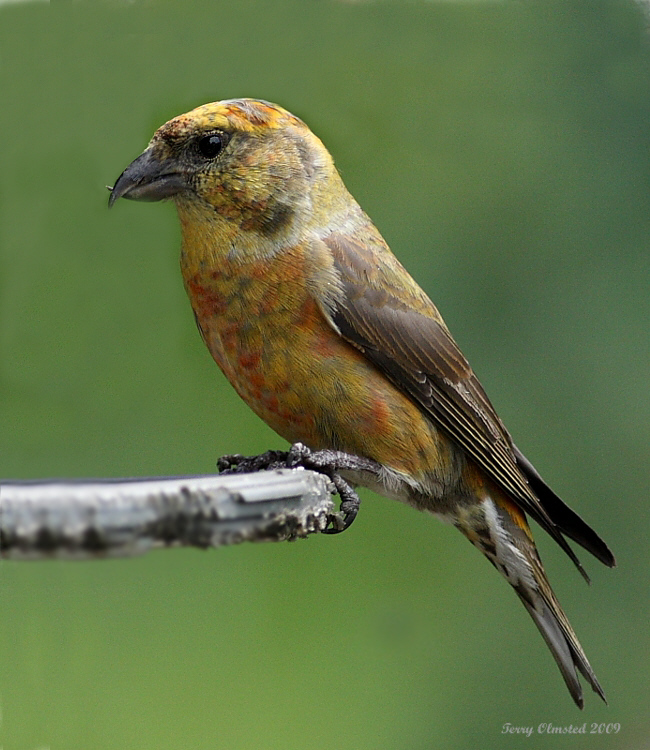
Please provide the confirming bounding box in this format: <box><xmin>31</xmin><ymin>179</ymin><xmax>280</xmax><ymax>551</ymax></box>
<box><xmin>1</xmin><ymin>1</ymin><xmax>648</xmax><ymax>748</ymax></box>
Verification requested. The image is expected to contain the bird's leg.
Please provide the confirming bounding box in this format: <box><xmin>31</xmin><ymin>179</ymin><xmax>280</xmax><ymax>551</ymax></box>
<box><xmin>285</xmin><ymin>443</ymin><xmax>384</xmax><ymax>533</ymax></box>
<box><xmin>217</xmin><ymin>442</ymin><xmax>382</xmax><ymax>534</ymax></box>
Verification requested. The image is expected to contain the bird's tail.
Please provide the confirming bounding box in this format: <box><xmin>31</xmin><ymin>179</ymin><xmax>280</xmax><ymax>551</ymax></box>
<box><xmin>455</xmin><ymin>490</ymin><xmax>606</xmax><ymax>709</ymax></box>
<box><xmin>515</xmin><ymin>581</ymin><xmax>605</xmax><ymax>709</ymax></box>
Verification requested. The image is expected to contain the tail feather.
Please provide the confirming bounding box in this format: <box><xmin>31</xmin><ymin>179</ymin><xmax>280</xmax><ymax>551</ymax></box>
<box><xmin>456</xmin><ymin>492</ymin><xmax>607</xmax><ymax>708</ymax></box>
<box><xmin>513</xmin><ymin>444</ymin><xmax>616</xmax><ymax>568</ymax></box>
<box><xmin>516</xmin><ymin>584</ymin><xmax>606</xmax><ymax>709</ymax></box>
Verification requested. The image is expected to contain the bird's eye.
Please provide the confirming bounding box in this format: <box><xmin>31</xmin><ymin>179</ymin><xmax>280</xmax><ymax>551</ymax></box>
<box><xmin>197</xmin><ymin>133</ymin><xmax>225</xmax><ymax>159</ymax></box>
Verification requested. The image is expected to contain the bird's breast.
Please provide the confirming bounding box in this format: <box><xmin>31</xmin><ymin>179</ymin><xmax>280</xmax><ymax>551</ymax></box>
<box><xmin>182</xmin><ymin>244</ymin><xmax>340</xmax><ymax>440</ymax></box>
<box><xmin>181</xmin><ymin>242</ymin><xmax>456</xmax><ymax>490</ymax></box>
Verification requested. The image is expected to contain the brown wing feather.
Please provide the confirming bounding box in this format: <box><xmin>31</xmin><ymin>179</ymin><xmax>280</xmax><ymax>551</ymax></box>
<box><xmin>322</xmin><ymin>232</ymin><xmax>614</xmax><ymax>572</ymax></box>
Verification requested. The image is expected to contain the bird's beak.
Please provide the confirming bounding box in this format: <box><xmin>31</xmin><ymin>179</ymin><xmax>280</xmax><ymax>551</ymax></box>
<box><xmin>108</xmin><ymin>148</ymin><xmax>187</xmax><ymax>207</ymax></box>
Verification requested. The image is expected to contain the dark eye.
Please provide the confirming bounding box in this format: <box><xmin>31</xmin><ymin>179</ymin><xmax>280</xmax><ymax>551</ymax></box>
<box><xmin>197</xmin><ymin>133</ymin><xmax>225</xmax><ymax>159</ymax></box>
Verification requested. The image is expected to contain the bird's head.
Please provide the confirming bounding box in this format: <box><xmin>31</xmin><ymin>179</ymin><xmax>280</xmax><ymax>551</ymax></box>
<box><xmin>110</xmin><ymin>98</ymin><xmax>350</xmax><ymax>240</ymax></box>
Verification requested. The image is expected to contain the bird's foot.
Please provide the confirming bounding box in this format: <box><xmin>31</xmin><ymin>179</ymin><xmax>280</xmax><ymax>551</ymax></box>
<box><xmin>217</xmin><ymin>443</ymin><xmax>382</xmax><ymax>534</ymax></box>
<box><xmin>217</xmin><ymin>450</ymin><xmax>290</xmax><ymax>474</ymax></box>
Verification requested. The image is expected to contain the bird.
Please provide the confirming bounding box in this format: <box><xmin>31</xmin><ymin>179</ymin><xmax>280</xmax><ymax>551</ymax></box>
<box><xmin>109</xmin><ymin>97</ymin><xmax>615</xmax><ymax>708</ymax></box>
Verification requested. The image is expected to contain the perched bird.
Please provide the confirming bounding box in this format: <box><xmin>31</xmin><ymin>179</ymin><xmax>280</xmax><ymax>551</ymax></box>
<box><xmin>110</xmin><ymin>98</ymin><xmax>615</xmax><ymax>708</ymax></box>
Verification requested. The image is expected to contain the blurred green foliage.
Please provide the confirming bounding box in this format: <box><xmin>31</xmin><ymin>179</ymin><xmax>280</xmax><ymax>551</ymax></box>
<box><xmin>0</xmin><ymin>1</ymin><xmax>648</xmax><ymax>748</ymax></box>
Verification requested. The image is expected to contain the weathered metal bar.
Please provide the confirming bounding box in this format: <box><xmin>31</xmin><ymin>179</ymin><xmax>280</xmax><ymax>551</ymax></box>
<box><xmin>0</xmin><ymin>469</ymin><xmax>334</xmax><ymax>560</ymax></box>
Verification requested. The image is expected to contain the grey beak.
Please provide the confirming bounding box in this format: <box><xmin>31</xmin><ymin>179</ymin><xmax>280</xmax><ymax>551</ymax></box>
<box><xmin>108</xmin><ymin>148</ymin><xmax>187</xmax><ymax>207</ymax></box>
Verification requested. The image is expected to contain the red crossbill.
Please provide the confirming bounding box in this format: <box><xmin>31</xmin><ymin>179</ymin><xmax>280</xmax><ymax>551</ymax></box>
<box><xmin>110</xmin><ymin>98</ymin><xmax>615</xmax><ymax>708</ymax></box>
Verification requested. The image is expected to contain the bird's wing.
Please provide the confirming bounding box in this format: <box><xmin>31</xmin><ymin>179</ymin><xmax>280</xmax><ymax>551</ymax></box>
<box><xmin>320</xmin><ymin>231</ymin><xmax>614</xmax><ymax>571</ymax></box>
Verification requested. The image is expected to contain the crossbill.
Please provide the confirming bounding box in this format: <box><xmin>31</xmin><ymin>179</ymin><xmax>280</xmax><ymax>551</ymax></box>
<box><xmin>110</xmin><ymin>98</ymin><xmax>615</xmax><ymax>708</ymax></box>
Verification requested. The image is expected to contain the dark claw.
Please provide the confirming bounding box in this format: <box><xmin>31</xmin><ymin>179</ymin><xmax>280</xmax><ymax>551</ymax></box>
<box><xmin>217</xmin><ymin>450</ymin><xmax>289</xmax><ymax>474</ymax></box>
<box><xmin>322</xmin><ymin>475</ymin><xmax>361</xmax><ymax>534</ymax></box>
<box><xmin>217</xmin><ymin>453</ymin><xmax>245</xmax><ymax>472</ymax></box>
<box><xmin>216</xmin><ymin>443</ymin><xmax>382</xmax><ymax>534</ymax></box>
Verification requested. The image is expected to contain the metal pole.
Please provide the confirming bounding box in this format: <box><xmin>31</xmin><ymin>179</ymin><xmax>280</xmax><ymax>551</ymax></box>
<box><xmin>0</xmin><ymin>469</ymin><xmax>334</xmax><ymax>560</ymax></box>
